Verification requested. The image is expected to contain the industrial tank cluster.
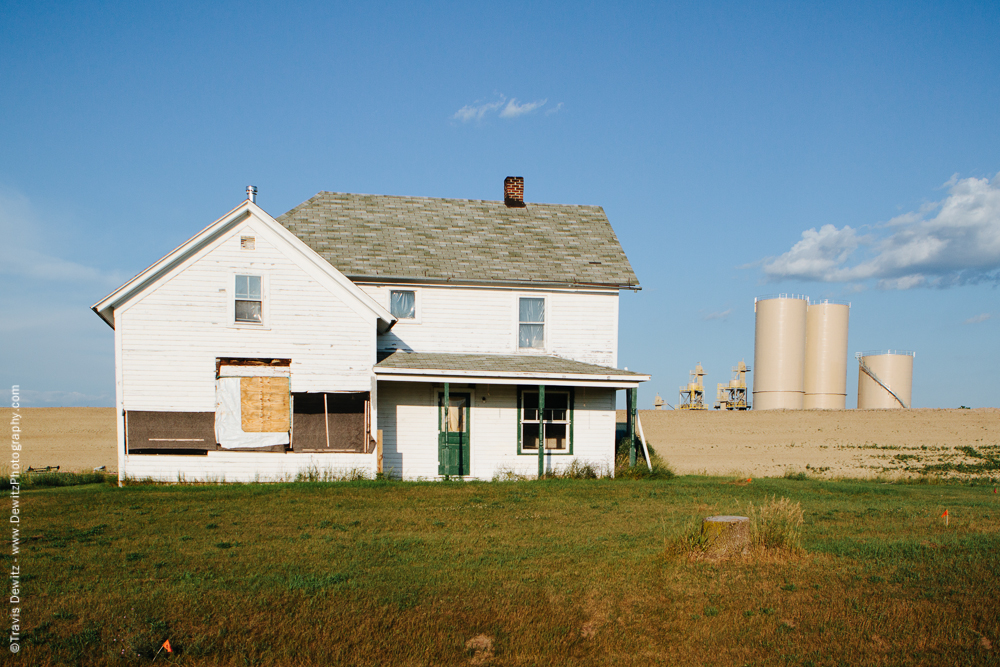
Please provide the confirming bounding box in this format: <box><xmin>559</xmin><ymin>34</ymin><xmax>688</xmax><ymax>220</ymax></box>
<box><xmin>752</xmin><ymin>295</ymin><xmax>850</xmax><ymax>410</ymax></box>
<box><xmin>752</xmin><ymin>295</ymin><xmax>913</xmax><ymax>409</ymax></box>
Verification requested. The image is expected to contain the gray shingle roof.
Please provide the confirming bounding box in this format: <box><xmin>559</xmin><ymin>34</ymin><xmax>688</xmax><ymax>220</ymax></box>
<box><xmin>276</xmin><ymin>192</ymin><xmax>639</xmax><ymax>288</ymax></box>
<box><xmin>374</xmin><ymin>351</ymin><xmax>646</xmax><ymax>378</ymax></box>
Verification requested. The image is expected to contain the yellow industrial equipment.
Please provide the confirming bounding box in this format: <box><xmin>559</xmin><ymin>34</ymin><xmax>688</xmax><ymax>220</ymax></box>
<box><xmin>678</xmin><ymin>363</ymin><xmax>707</xmax><ymax>410</ymax></box>
<box><xmin>714</xmin><ymin>360</ymin><xmax>751</xmax><ymax>410</ymax></box>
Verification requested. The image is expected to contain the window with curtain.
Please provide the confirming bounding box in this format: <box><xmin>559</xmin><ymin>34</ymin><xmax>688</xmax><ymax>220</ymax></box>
<box><xmin>390</xmin><ymin>290</ymin><xmax>416</xmax><ymax>319</ymax></box>
<box><xmin>235</xmin><ymin>275</ymin><xmax>262</xmax><ymax>323</ymax></box>
<box><xmin>519</xmin><ymin>297</ymin><xmax>544</xmax><ymax>348</ymax></box>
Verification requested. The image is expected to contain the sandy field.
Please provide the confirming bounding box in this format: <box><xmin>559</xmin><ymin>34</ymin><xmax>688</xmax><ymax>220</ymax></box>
<box><xmin>3</xmin><ymin>407</ymin><xmax>118</xmax><ymax>474</ymax></box>
<box><xmin>2</xmin><ymin>406</ymin><xmax>998</xmax><ymax>479</ymax></box>
<box><xmin>620</xmin><ymin>407</ymin><xmax>1000</xmax><ymax>479</ymax></box>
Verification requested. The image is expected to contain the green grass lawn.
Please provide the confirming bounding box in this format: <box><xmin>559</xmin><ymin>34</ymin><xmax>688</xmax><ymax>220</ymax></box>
<box><xmin>12</xmin><ymin>476</ymin><xmax>1000</xmax><ymax>666</ymax></box>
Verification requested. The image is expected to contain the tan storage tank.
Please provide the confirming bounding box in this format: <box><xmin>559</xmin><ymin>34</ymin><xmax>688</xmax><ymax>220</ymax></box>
<box><xmin>803</xmin><ymin>301</ymin><xmax>850</xmax><ymax>409</ymax></box>
<box><xmin>752</xmin><ymin>295</ymin><xmax>808</xmax><ymax>410</ymax></box>
<box><xmin>857</xmin><ymin>350</ymin><xmax>914</xmax><ymax>409</ymax></box>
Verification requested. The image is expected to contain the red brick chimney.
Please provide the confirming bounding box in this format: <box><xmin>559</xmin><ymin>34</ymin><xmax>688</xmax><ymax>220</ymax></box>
<box><xmin>504</xmin><ymin>176</ymin><xmax>525</xmax><ymax>207</ymax></box>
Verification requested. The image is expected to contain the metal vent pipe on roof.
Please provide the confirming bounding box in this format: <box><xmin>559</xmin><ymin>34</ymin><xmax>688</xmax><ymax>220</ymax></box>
<box><xmin>246</xmin><ymin>185</ymin><xmax>258</xmax><ymax>203</ymax></box>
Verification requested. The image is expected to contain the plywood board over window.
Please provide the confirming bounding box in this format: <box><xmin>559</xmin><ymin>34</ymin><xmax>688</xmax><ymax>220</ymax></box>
<box><xmin>241</xmin><ymin>377</ymin><xmax>290</xmax><ymax>432</ymax></box>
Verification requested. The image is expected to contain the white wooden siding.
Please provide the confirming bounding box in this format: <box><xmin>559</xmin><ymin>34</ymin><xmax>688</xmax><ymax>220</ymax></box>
<box><xmin>362</xmin><ymin>285</ymin><xmax>619</xmax><ymax>367</ymax></box>
<box><xmin>125</xmin><ymin>451</ymin><xmax>376</xmax><ymax>483</ymax></box>
<box><xmin>119</xmin><ymin>218</ymin><xmax>376</xmax><ymax>412</ymax></box>
<box><xmin>377</xmin><ymin>381</ymin><xmax>617</xmax><ymax>480</ymax></box>
<box><xmin>377</xmin><ymin>382</ymin><xmax>439</xmax><ymax>479</ymax></box>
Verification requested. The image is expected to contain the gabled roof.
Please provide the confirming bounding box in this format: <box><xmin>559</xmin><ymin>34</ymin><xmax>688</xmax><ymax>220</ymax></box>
<box><xmin>374</xmin><ymin>351</ymin><xmax>649</xmax><ymax>388</ymax></box>
<box><xmin>91</xmin><ymin>200</ymin><xmax>395</xmax><ymax>331</ymax></box>
<box><xmin>276</xmin><ymin>192</ymin><xmax>640</xmax><ymax>289</ymax></box>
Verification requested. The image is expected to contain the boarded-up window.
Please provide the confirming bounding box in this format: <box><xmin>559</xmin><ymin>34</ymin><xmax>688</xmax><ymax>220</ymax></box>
<box><xmin>240</xmin><ymin>377</ymin><xmax>290</xmax><ymax>432</ymax></box>
<box><xmin>291</xmin><ymin>392</ymin><xmax>370</xmax><ymax>452</ymax></box>
<box><xmin>126</xmin><ymin>411</ymin><xmax>215</xmax><ymax>453</ymax></box>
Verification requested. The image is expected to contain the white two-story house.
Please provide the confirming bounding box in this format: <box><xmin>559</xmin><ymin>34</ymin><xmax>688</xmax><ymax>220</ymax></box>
<box><xmin>92</xmin><ymin>178</ymin><xmax>649</xmax><ymax>482</ymax></box>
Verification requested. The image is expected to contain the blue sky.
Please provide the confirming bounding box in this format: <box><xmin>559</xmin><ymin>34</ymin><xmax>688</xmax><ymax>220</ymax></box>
<box><xmin>1</xmin><ymin>1</ymin><xmax>998</xmax><ymax>408</ymax></box>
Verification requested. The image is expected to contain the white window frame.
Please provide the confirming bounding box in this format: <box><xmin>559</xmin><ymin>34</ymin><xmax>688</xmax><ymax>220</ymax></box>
<box><xmin>518</xmin><ymin>388</ymin><xmax>573</xmax><ymax>454</ymax></box>
<box><xmin>229</xmin><ymin>273</ymin><xmax>269</xmax><ymax>328</ymax></box>
<box><xmin>516</xmin><ymin>294</ymin><xmax>547</xmax><ymax>352</ymax></box>
<box><xmin>388</xmin><ymin>288</ymin><xmax>421</xmax><ymax>324</ymax></box>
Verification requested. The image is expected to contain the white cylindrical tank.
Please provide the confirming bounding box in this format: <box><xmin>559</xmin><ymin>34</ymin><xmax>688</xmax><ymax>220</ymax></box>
<box><xmin>804</xmin><ymin>301</ymin><xmax>850</xmax><ymax>409</ymax></box>
<box><xmin>857</xmin><ymin>350</ymin><xmax>914</xmax><ymax>409</ymax></box>
<box><xmin>752</xmin><ymin>295</ymin><xmax>808</xmax><ymax>410</ymax></box>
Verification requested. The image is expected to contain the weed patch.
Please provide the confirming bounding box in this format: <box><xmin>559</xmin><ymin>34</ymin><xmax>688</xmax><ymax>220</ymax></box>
<box><xmin>0</xmin><ymin>471</ymin><xmax>114</xmax><ymax>490</ymax></box>
<box><xmin>664</xmin><ymin>496</ymin><xmax>804</xmax><ymax>558</ymax></box>
<box><xmin>747</xmin><ymin>496</ymin><xmax>805</xmax><ymax>551</ymax></box>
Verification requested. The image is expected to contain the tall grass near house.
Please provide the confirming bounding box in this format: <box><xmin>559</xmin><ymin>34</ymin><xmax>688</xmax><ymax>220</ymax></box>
<box><xmin>293</xmin><ymin>465</ymin><xmax>371</xmax><ymax>482</ymax></box>
<box><xmin>548</xmin><ymin>458</ymin><xmax>604</xmax><ymax>479</ymax></box>
<box><xmin>615</xmin><ymin>438</ymin><xmax>676</xmax><ymax>479</ymax></box>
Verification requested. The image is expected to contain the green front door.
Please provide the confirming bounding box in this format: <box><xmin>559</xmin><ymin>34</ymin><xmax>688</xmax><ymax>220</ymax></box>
<box><xmin>438</xmin><ymin>392</ymin><xmax>470</xmax><ymax>476</ymax></box>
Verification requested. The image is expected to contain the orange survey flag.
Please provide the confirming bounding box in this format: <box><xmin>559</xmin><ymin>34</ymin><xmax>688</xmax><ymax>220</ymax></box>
<box><xmin>940</xmin><ymin>510</ymin><xmax>948</xmax><ymax>517</ymax></box>
<box><xmin>162</xmin><ymin>640</ymin><xmax>172</xmax><ymax>653</ymax></box>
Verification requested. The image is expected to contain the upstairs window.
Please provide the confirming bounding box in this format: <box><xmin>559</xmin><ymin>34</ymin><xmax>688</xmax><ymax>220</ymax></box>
<box><xmin>235</xmin><ymin>275</ymin><xmax>262</xmax><ymax>324</ymax></box>
<box><xmin>390</xmin><ymin>290</ymin><xmax>416</xmax><ymax>319</ymax></box>
<box><xmin>519</xmin><ymin>297</ymin><xmax>545</xmax><ymax>348</ymax></box>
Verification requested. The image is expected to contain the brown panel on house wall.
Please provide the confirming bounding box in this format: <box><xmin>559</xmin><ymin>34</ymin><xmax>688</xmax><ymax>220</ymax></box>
<box><xmin>126</xmin><ymin>411</ymin><xmax>216</xmax><ymax>452</ymax></box>
<box><xmin>291</xmin><ymin>392</ymin><xmax>368</xmax><ymax>452</ymax></box>
<box><xmin>327</xmin><ymin>393</ymin><xmax>367</xmax><ymax>451</ymax></box>
<box><xmin>326</xmin><ymin>412</ymin><xmax>365</xmax><ymax>451</ymax></box>
<box><xmin>241</xmin><ymin>377</ymin><xmax>290</xmax><ymax>432</ymax></box>
<box><xmin>128</xmin><ymin>449</ymin><xmax>209</xmax><ymax>456</ymax></box>
<box><xmin>224</xmin><ymin>444</ymin><xmax>288</xmax><ymax>453</ymax></box>
<box><xmin>290</xmin><ymin>393</ymin><xmax>327</xmax><ymax>450</ymax></box>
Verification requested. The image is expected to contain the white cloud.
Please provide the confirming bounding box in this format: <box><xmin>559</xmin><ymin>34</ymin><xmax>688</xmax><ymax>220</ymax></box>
<box><xmin>17</xmin><ymin>389</ymin><xmax>112</xmax><ymax>407</ymax></box>
<box><xmin>0</xmin><ymin>191</ymin><xmax>122</xmax><ymax>286</ymax></box>
<box><xmin>452</xmin><ymin>94</ymin><xmax>555</xmax><ymax>122</ymax></box>
<box><xmin>762</xmin><ymin>224</ymin><xmax>865</xmax><ymax>282</ymax></box>
<box><xmin>451</xmin><ymin>96</ymin><xmax>506</xmax><ymax>123</ymax></box>
<box><xmin>0</xmin><ymin>246</ymin><xmax>120</xmax><ymax>283</ymax></box>
<box><xmin>762</xmin><ymin>174</ymin><xmax>1000</xmax><ymax>289</ymax></box>
<box><xmin>702</xmin><ymin>309</ymin><xmax>732</xmax><ymax>321</ymax></box>
<box><xmin>964</xmin><ymin>313</ymin><xmax>991</xmax><ymax>324</ymax></box>
<box><xmin>545</xmin><ymin>102</ymin><xmax>564</xmax><ymax>116</ymax></box>
<box><xmin>499</xmin><ymin>98</ymin><xmax>547</xmax><ymax>118</ymax></box>
<box><xmin>0</xmin><ymin>305</ymin><xmax>90</xmax><ymax>333</ymax></box>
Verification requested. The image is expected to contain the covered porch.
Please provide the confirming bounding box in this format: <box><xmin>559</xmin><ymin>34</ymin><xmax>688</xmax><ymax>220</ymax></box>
<box><xmin>374</xmin><ymin>352</ymin><xmax>649</xmax><ymax>480</ymax></box>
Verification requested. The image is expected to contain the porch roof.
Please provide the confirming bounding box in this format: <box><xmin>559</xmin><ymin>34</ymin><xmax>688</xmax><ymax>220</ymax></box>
<box><xmin>373</xmin><ymin>351</ymin><xmax>649</xmax><ymax>388</ymax></box>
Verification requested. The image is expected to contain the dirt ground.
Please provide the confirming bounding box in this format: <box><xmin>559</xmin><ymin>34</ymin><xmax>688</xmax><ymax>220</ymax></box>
<box><xmin>3</xmin><ymin>407</ymin><xmax>118</xmax><ymax>474</ymax></box>
<box><xmin>3</xmin><ymin>406</ymin><xmax>998</xmax><ymax>479</ymax></box>
<box><xmin>619</xmin><ymin>407</ymin><xmax>1000</xmax><ymax>479</ymax></box>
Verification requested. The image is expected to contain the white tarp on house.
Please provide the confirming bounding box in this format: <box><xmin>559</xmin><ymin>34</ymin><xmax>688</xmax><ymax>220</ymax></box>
<box><xmin>214</xmin><ymin>377</ymin><xmax>290</xmax><ymax>449</ymax></box>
